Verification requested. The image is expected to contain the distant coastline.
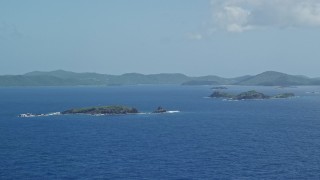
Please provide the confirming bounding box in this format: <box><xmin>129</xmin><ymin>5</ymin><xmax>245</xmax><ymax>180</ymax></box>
<box><xmin>0</xmin><ymin>70</ymin><xmax>320</xmax><ymax>87</ymax></box>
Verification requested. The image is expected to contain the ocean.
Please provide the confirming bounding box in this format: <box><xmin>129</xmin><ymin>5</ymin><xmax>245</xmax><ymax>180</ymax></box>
<box><xmin>0</xmin><ymin>85</ymin><xmax>320</xmax><ymax>179</ymax></box>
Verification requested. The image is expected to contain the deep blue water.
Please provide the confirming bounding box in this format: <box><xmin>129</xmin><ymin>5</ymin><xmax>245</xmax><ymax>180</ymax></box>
<box><xmin>1</xmin><ymin>85</ymin><xmax>320</xmax><ymax>179</ymax></box>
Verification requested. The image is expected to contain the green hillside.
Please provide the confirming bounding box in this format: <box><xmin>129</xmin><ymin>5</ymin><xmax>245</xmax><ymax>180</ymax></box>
<box><xmin>236</xmin><ymin>71</ymin><xmax>315</xmax><ymax>86</ymax></box>
<box><xmin>0</xmin><ymin>70</ymin><xmax>319</xmax><ymax>86</ymax></box>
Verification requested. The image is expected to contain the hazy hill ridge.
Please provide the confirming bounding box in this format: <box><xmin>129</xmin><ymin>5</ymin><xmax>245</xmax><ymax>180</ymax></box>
<box><xmin>0</xmin><ymin>70</ymin><xmax>319</xmax><ymax>86</ymax></box>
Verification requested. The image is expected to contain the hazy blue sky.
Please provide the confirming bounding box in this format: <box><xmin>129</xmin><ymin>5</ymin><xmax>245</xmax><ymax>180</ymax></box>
<box><xmin>1</xmin><ymin>0</ymin><xmax>320</xmax><ymax>77</ymax></box>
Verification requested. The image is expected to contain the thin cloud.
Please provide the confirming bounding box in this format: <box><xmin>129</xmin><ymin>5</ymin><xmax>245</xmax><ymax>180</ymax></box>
<box><xmin>210</xmin><ymin>0</ymin><xmax>320</xmax><ymax>32</ymax></box>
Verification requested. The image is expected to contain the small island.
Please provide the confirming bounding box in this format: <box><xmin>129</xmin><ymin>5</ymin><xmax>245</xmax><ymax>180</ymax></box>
<box><xmin>18</xmin><ymin>105</ymin><xmax>180</xmax><ymax>117</ymax></box>
<box><xmin>209</xmin><ymin>91</ymin><xmax>234</xmax><ymax>98</ymax></box>
<box><xmin>272</xmin><ymin>93</ymin><xmax>295</xmax><ymax>99</ymax></box>
<box><xmin>209</xmin><ymin>90</ymin><xmax>295</xmax><ymax>100</ymax></box>
<box><xmin>211</xmin><ymin>86</ymin><xmax>228</xmax><ymax>90</ymax></box>
<box><xmin>61</xmin><ymin>105</ymin><xmax>139</xmax><ymax>115</ymax></box>
<box><xmin>153</xmin><ymin>106</ymin><xmax>167</xmax><ymax>113</ymax></box>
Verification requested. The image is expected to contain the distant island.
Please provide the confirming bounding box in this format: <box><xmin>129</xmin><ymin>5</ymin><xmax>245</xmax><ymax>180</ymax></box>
<box><xmin>153</xmin><ymin>106</ymin><xmax>167</xmax><ymax>113</ymax></box>
<box><xmin>211</xmin><ymin>86</ymin><xmax>228</xmax><ymax>90</ymax></box>
<box><xmin>18</xmin><ymin>105</ymin><xmax>175</xmax><ymax>117</ymax></box>
<box><xmin>1</xmin><ymin>70</ymin><xmax>320</xmax><ymax>87</ymax></box>
<box><xmin>209</xmin><ymin>90</ymin><xmax>295</xmax><ymax>100</ymax></box>
<box><xmin>61</xmin><ymin>106</ymin><xmax>139</xmax><ymax>115</ymax></box>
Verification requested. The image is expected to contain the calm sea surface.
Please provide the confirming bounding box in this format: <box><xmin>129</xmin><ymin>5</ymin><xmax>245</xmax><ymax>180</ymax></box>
<box><xmin>0</xmin><ymin>85</ymin><xmax>320</xmax><ymax>179</ymax></box>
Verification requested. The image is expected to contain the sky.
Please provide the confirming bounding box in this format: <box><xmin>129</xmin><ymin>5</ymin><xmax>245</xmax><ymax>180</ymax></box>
<box><xmin>1</xmin><ymin>0</ymin><xmax>320</xmax><ymax>77</ymax></box>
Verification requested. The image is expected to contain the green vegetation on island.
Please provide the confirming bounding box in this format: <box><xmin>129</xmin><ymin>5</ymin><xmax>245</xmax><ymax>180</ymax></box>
<box><xmin>61</xmin><ymin>105</ymin><xmax>139</xmax><ymax>115</ymax></box>
<box><xmin>234</xmin><ymin>90</ymin><xmax>270</xmax><ymax>100</ymax></box>
<box><xmin>235</xmin><ymin>71</ymin><xmax>319</xmax><ymax>86</ymax></box>
<box><xmin>209</xmin><ymin>90</ymin><xmax>295</xmax><ymax>100</ymax></box>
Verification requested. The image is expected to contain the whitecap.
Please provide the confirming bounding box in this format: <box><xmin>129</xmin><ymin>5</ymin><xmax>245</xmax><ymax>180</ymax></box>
<box><xmin>46</xmin><ymin>112</ymin><xmax>61</xmax><ymax>116</ymax></box>
<box><xmin>166</xmin><ymin>111</ymin><xmax>180</xmax><ymax>113</ymax></box>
